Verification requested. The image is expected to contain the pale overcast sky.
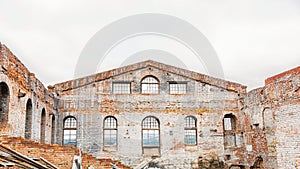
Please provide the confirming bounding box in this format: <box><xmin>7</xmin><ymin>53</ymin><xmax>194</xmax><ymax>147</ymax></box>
<box><xmin>0</xmin><ymin>0</ymin><xmax>299</xmax><ymax>91</ymax></box>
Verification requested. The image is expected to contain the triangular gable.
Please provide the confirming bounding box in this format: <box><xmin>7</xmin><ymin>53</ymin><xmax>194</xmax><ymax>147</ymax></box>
<box><xmin>51</xmin><ymin>60</ymin><xmax>247</xmax><ymax>93</ymax></box>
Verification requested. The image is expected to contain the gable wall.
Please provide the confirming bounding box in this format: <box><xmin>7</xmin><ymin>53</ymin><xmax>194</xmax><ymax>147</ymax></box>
<box><xmin>56</xmin><ymin>66</ymin><xmax>245</xmax><ymax>168</ymax></box>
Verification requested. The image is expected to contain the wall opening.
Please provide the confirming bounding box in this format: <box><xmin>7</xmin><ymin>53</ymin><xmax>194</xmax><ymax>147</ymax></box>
<box><xmin>25</xmin><ymin>99</ymin><xmax>32</xmax><ymax>139</ymax></box>
<box><xmin>40</xmin><ymin>108</ymin><xmax>46</xmax><ymax>143</ymax></box>
<box><xmin>103</xmin><ymin>116</ymin><xmax>117</xmax><ymax>148</ymax></box>
<box><xmin>230</xmin><ymin>165</ymin><xmax>245</xmax><ymax>169</ymax></box>
<box><xmin>262</xmin><ymin>107</ymin><xmax>273</xmax><ymax>131</ymax></box>
<box><xmin>184</xmin><ymin>116</ymin><xmax>197</xmax><ymax>145</ymax></box>
<box><xmin>63</xmin><ymin>116</ymin><xmax>77</xmax><ymax>146</ymax></box>
<box><xmin>51</xmin><ymin>115</ymin><xmax>55</xmax><ymax>144</ymax></box>
<box><xmin>142</xmin><ymin>116</ymin><xmax>160</xmax><ymax>155</ymax></box>
<box><xmin>223</xmin><ymin>114</ymin><xmax>237</xmax><ymax>148</ymax></box>
<box><xmin>250</xmin><ymin>157</ymin><xmax>264</xmax><ymax>169</ymax></box>
<box><xmin>141</xmin><ymin>76</ymin><xmax>159</xmax><ymax>94</ymax></box>
<box><xmin>0</xmin><ymin>82</ymin><xmax>9</xmax><ymax>126</ymax></box>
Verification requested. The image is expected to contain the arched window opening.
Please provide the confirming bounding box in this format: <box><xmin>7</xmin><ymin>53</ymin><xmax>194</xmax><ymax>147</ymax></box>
<box><xmin>63</xmin><ymin>116</ymin><xmax>77</xmax><ymax>146</ymax></box>
<box><xmin>103</xmin><ymin>116</ymin><xmax>117</xmax><ymax>146</ymax></box>
<box><xmin>142</xmin><ymin>116</ymin><xmax>160</xmax><ymax>155</ymax></box>
<box><xmin>25</xmin><ymin>99</ymin><xmax>32</xmax><ymax>139</ymax></box>
<box><xmin>51</xmin><ymin>115</ymin><xmax>55</xmax><ymax>144</ymax></box>
<box><xmin>40</xmin><ymin>108</ymin><xmax>46</xmax><ymax>143</ymax></box>
<box><xmin>262</xmin><ymin>107</ymin><xmax>273</xmax><ymax>131</ymax></box>
<box><xmin>0</xmin><ymin>82</ymin><xmax>9</xmax><ymax>126</ymax></box>
<box><xmin>184</xmin><ymin>116</ymin><xmax>197</xmax><ymax>145</ymax></box>
<box><xmin>141</xmin><ymin>76</ymin><xmax>159</xmax><ymax>94</ymax></box>
<box><xmin>223</xmin><ymin>114</ymin><xmax>237</xmax><ymax>147</ymax></box>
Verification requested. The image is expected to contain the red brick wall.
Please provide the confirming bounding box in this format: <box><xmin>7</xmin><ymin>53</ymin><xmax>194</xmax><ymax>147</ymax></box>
<box><xmin>265</xmin><ymin>66</ymin><xmax>300</xmax><ymax>85</ymax></box>
<box><xmin>0</xmin><ymin>136</ymin><xmax>131</xmax><ymax>169</ymax></box>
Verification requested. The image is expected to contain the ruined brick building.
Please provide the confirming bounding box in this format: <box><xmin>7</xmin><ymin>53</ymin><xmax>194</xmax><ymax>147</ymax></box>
<box><xmin>0</xmin><ymin>42</ymin><xmax>299</xmax><ymax>169</ymax></box>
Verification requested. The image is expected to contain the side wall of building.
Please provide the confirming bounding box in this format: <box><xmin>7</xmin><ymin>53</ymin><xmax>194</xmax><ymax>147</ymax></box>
<box><xmin>0</xmin><ymin>44</ymin><xmax>58</xmax><ymax>144</ymax></box>
<box><xmin>268</xmin><ymin>68</ymin><xmax>300</xmax><ymax>168</ymax></box>
<box><xmin>245</xmin><ymin>66</ymin><xmax>300</xmax><ymax>168</ymax></box>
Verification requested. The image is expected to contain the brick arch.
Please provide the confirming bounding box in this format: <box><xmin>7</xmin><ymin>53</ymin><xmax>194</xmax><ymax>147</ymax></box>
<box><xmin>140</xmin><ymin>75</ymin><xmax>160</xmax><ymax>83</ymax></box>
<box><xmin>142</xmin><ymin>116</ymin><xmax>160</xmax><ymax>126</ymax></box>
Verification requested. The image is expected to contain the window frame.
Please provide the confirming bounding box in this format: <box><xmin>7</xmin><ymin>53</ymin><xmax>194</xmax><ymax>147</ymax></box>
<box><xmin>63</xmin><ymin>116</ymin><xmax>77</xmax><ymax>146</ymax></box>
<box><xmin>103</xmin><ymin>116</ymin><xmax>118</xmax><ymax>147</ymax></box>
<box><xmin>112</xmin><ymin>81</ymin><xmax>131</xmax><ymax>94</ymax></box>
<box><xmin>184</xmin><ymin>116</ymin><xmax>197</xmax><ymax>145</ymax></box>
<box><xmin>169</xmin><ymin>81</ymin><xmax>187</xmax><ymax>94</ymax></box>
<box><xmin>141</xmin><ymin>76</ymin><xmax>160</xmax><ymax>94</ymax></box>
<box><xmin>223</xmin><ymin>114</ymin><xmax>236</xmax><ymax>133</ymax></box>
<box><xmin>142</xmin><ymin>116</ymin><xmax>160</xmax><ymax>149</ymax></box>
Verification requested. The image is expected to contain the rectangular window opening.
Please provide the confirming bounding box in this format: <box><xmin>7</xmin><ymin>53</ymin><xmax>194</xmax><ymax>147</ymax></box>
<box><xmin>169</xmin><ymin>83</ymin><xmax>187</xmax><ymax>94</ymax></box>
<box><xmin>113</xmin><ymin>82</ymin><xmax>131</xmax><ymax>94</ymax></box>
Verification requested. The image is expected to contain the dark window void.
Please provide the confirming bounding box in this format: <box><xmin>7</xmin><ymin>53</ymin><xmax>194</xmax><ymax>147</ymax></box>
<box><xmin>230</xmin><ymin>166</ymin><xmax>246</xmax><ymax>169</ymax></box>
<box><xmin>63</xmin><ymin>116</ymin><xmax>77</xmax><ymax>146</ymax></box>
<box><xmin>141</xmin><ymin>76</ymin><xmax>159</xmax><ymax>94</ymax></box>
<box><xmin>223</xmin><ymin>114</ymin><xmax>237</xmax><ymax>148</ymax></box>
<box><xmin>51</xmin><ymin>115</ymin><xmax>55</xmax><ymax>144</ymax></box>
<box><xmin>103</xmin><ymin>116</ymin><xmax>117</xmax><ymax>146</ymax></box>
<box><xmin>184</xmin><ymin>116</ymin><xmax>197</xmax><ymax>145</ymax></box>
<box><xmin>25</xmin><ymin>99</ymin><xmax>32</xmax><ymax>139</ymax></box>
<box><xmin>251</xmin><ymin>157</ymin><xmax>264</xmax><ymax>169</ymax></box>
<box><xmin>40</xmin><ymin>108</ymin><xmax>46</xmax><ymax>143</ymax></box>
<box><xmin>0</xmin><ymin>82</ymin><xmax>9</xmax><ymax>126</ymax></box>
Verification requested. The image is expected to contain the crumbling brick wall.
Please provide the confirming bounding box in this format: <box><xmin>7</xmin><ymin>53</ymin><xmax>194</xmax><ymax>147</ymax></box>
<box><xmin>245</xmin><ymin>66</ymin><xmax>300</xmax><ymax>168</ymax></box>
<box><xmin>0</xmin><ymin>136</ymin><xmax>131</xmax><ymax>169</ymax></box>
<box><xmin>0</xmin><ymin>43</ymin><xmax>57</xmax><ymax>144</ymax></box>
<box><xmin>1</xmin><ymin>42</ymin><xmax>299</xmax><ymax>169</ymax></box>
<box><xmin>52</xmin><ymin>60</ymin><xmax>247</xmax><ymax>168</ymax></box>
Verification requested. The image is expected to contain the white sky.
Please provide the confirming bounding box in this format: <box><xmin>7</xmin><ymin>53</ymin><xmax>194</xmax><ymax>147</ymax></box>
<box><xmin>0</xmin><ymin>0</ymin><xmax>299</xmax><ymax>91</ymax></box>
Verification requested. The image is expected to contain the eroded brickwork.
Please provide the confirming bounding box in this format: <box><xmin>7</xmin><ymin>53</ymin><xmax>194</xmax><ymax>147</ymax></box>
<box><xmin>51</xmin><ymin>60</ymin><xmax>247</xmax><ymax>168</ymax></box>
<box><xmin>245</xmin><ymin>66</ymin><xmax>300</xmax><ymax>168</ymax></box>
<box><xmin>0</xmin><ymin>43</ymin><xmax>299</xmax><ymax>168</ymax></box>
<box><xmin>0</xmin><ymin>43</ymin><xmax>57</xmax><ymax>143</ymax></box>
<box><xmin>0</xmin><ymin>136</ymin><xmax>131</xmax><ymax>169</ymax></box>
